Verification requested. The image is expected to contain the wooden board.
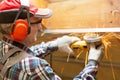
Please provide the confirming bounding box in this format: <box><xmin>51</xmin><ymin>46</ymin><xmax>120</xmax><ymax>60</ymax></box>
<box><xmin>44</xmin><ymin>0</ymin><xmax>120</xmax><ymax>30</ymax></box>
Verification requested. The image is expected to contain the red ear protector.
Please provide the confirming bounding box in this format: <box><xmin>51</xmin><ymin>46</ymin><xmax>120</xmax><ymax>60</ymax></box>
<box><xmin>10</xmin><ymin>19</ymin><xmax>30</xmax><ymax>41</ymax></box>
<box><xmin>10</xmin><ymin>6</ymin><xmax>31</xmax><ymax>41</ymax></box>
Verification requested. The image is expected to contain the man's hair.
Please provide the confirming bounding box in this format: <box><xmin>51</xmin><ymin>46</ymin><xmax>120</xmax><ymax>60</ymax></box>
<box><xmin>0</xmin><ymin>23</ymin><xmax>11</xmax><ymax>34</ymax></box>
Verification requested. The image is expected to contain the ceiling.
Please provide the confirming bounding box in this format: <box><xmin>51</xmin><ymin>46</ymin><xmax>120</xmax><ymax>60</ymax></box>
<box><xmin>45</xmin><ymin>0</ymin><xmax>120</xmax><ymax>30</ymax></box>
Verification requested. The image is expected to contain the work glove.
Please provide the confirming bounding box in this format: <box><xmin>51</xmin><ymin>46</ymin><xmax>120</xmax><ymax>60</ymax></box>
<box><xmin>84</xmin><ymin>34</ymin><xmax>104</xmax><ymax>62</ymax></box>
<box><xmin>88</xmin><ymin>43</ymin><xmax>104</xmax><ymax>62</ymax></box>
<box><xmin>49</xmin><ymin>35</ymin><xmax>80</xmax><ymax>54</ymax></box>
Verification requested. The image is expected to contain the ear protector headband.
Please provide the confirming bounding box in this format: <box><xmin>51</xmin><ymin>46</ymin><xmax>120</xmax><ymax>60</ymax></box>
<box><xmin>10</xmin><ymin>0</ymin><xmax>31</xmax><ymax>41</ymax></box>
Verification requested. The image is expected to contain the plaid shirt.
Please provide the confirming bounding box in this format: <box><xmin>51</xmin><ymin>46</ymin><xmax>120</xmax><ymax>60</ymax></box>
<box><xmin>0</xmin><ymin>40</ymin><xmax>61</xmax><ymax>80</ymax></box>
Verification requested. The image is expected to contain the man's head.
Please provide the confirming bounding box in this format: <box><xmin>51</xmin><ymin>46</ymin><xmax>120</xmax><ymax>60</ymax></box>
<box><xmin>0</xmin><ymin>0</ymin><xmax>52</xmax><ymax>41</ymax></box>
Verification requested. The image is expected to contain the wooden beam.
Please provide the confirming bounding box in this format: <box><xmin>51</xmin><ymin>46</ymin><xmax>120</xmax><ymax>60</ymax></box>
<box><xmin>44</xmin><ymin>28</ymin><xmax>120</xmax><ymax>33</ymax></box>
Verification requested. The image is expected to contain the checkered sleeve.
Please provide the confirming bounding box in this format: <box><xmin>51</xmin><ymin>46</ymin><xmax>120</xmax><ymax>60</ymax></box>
<box><xmin>30</xmin><ymin>41</ymin><xmax>58</xmax><ymax>58</ymax></box>
<box><xmin>31</xmin><ymin>57</ymin><xmax>61</xmax><ymax>80</ymax></box>
<box><xmin>5</xmin><ymin>56</ymin><xmax>61</xmax><ymax>80</ymax></box>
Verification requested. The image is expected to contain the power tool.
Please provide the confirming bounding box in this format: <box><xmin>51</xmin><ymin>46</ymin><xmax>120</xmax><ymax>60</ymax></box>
<box><xmin>71</xmin><ymin>35</ymin><xmax>102</xmax><ymax>50</ymax></box>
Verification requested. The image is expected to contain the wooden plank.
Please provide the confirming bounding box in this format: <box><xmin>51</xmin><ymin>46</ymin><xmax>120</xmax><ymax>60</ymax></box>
<box><xmin>44</xmin><ymin>0</ymin><xmax>120</xmax><ymax>30</ymax></box>
<box><xmin>44</xmin><ymin>28</ymin><xmax>120</xmax><ymax>33</ymax></box>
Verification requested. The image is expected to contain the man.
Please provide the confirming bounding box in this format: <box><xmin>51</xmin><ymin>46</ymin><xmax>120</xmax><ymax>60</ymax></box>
<box><xmin>0</xmin><ymin>0</ymin><xmax>80</xmax><ymax>80</ymax></box>
<box><xmin>0</xmin><ymin>0</ymin><xmax>104</xmax><ymax>80</ymax></box>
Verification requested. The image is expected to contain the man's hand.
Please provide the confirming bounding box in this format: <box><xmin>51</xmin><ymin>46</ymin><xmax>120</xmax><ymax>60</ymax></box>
<box><xmin>47</xmin><ymin>35</ymin><xmax>80</xmax><ymax>54</ymax></box>
<box><xmin>88</xmin><ymin>43</ymin><xmax>104</xmax><ymax>62</ymax></box>
<box><xmin>56</xmin><ymin>35</ymin><xmax>80</xmax><ymax>54</ymax></box>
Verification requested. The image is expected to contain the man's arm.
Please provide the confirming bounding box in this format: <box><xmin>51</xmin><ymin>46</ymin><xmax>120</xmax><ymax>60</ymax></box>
<box><xmin>73</xmin><ymin>35</ymin><xmax>104</xmax><ymax>80</ymax></box>
<box><xmin>30</xmin><ymin>35</ymin><xmax>80</xmax><ymax>58</ymax></box>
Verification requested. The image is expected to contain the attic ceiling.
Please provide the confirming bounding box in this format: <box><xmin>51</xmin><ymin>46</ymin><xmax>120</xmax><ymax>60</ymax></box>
<box><xmin>44</xmin><ymin>0</ymin><xmax>120</xmax><ymax>30</ymax></box>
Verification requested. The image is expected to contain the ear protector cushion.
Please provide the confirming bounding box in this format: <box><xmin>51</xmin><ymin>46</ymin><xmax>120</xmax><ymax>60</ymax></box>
<box><xmin>10</xmin><ymin>19</ymin><xmax>29</xmax><ymax>41</ymax></box>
